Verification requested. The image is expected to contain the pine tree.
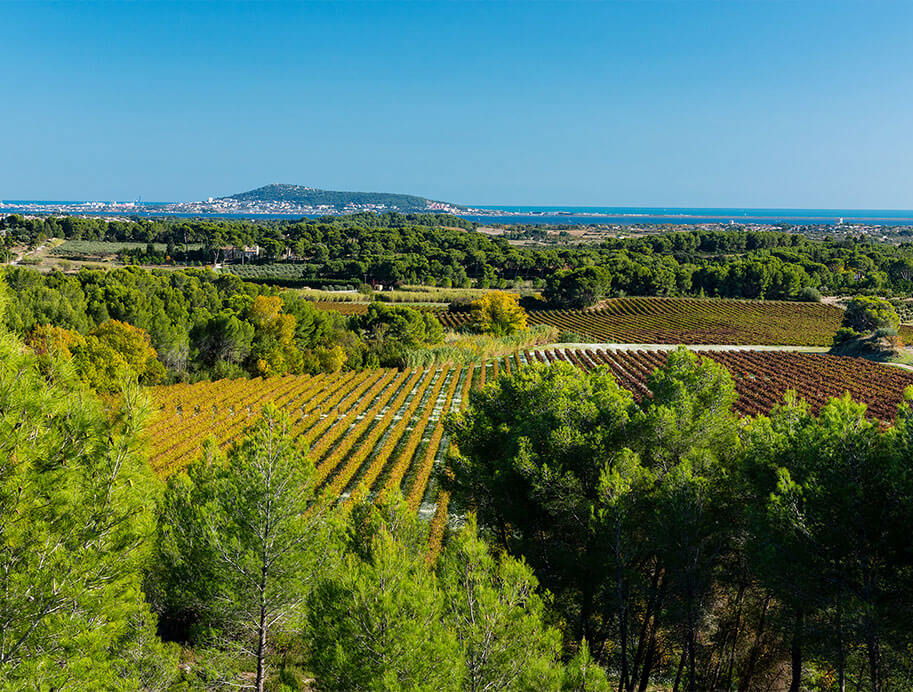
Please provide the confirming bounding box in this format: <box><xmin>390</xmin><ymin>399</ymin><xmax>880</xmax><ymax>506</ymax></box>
<box><xmin>155</xmin><ymin>406</ymin><xmax>333</xmax><ymax>691</ymax></box>
<box><xmin>0</xmin><ymin>289</ymin><xmax>177</xmax><ymax>687</ymax></box>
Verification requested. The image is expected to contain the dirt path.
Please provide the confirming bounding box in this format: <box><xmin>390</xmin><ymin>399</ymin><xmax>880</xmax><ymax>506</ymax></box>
<box><xmin>541</xmin><ymin>343</ymin><xmax>830</xmax><ymax>353</ymax></box>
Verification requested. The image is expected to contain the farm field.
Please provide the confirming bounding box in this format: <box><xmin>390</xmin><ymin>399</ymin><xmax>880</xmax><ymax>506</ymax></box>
<box><xmin>436</xmin><ymin>296</ymin><xmax>913</xmax><ymax>345</ymax></box>
<box><xmin>311</xmin><ymin>301</ymin><xmax>371</xmax><ymax>315</ymax></box>
<box><xmin>50</xmin><ymin>240</ymin><xmax>204</xmax><ymax>257</ymax></box>
<box><xmin>527</xmin><ymin>347</ymin><xmax>913</xmax><ymax>420</ymax></box>
<box><xmin>144</xmin><ymin>348</ymin><xmax>913</xmax><ymax>558</ymax></box>
<box><xmin>527</xmin><ymin>298</ymin><xmax>844</xmax><ymax>345</ymax></box>
<box><xmin>145</xmin><ymin>364</ymin><xmax>488</xmax><ymax>555</ymax></box>
<box><xmin>312</xmin><ymin>302</ymin><xmax>448</xmax><ymax>316</ymax></box>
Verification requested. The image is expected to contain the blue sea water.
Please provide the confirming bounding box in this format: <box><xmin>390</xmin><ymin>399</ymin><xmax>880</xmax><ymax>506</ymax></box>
<box><xmin>3</xmin><ymin>201</ymin><xmax>913</xmax><ymax>226</ymax></box>
<box><xmin>464</xmin><ymin>206</ymin><xmax>913</xmax><ymax>226</ymax></box>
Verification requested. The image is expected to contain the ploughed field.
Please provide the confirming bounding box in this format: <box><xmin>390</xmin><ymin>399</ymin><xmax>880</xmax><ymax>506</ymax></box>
<box><xmin>145</xmin><ymin>349</ymin><xmax>913</xmax><ymax>555</ymax></box>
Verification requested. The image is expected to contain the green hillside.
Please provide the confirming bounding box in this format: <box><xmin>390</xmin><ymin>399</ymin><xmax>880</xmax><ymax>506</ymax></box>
<box><xmin>223</xmin><ymin>183</ymin><xmax>456</xmax><ymax>210</ymax></box>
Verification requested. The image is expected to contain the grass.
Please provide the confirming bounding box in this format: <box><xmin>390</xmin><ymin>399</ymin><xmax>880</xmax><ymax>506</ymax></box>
<box><xmin>294</xmin><ymin>287</ymin><xmax>369</xmax><ymax>302</ymax></box>
<box><xmin>403</xmin><ymin>324</ymin><xmax>559</xmax><ymax>367</ymax></box>
<box><xmin>378</xmin><ymin>285</ymin><xmax>540</xmax><ymax>303</ymax></box>
<box><xmin>296</xmin><ymin>285</ymin><xmax>540</xmax><ymax>306</ymax></box>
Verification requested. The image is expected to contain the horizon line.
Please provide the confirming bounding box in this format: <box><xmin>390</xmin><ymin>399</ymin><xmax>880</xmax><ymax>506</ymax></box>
<box><xmin>4</xmin><ymin>198</ymin><xmax>913</xmax><ymax>214</ymax></box>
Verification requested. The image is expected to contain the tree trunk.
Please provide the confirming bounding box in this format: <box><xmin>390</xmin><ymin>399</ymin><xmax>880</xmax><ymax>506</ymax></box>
<box><xmin>865</xmin><ymin>622</ymin><xmax>880</xmax><ymax>692</ymax></box>
<box><xmin>723</xmin><ymin>582</ymin><xmax>746</xmax><ymax>692</ymax></box>
<box><xmin>686</xmin><ymin>573</ymin><xmax>697</xmax><ymax>692</ymax></box>
<box><xmin>616</xmin><ymin>523</ymin><xmax>629</xmax><ymax>692</ymax></box>
<box><xmin>672</xmin><ymin>646</ymin><xmax>687</xmax><ymax>692</ymax></box>
<box><xmin>256</xmin><ymin>608</ymin><xmax>267</xmax><ymax>692</ymax></box>
<box><xmin>636</xmin><ymin>629</ymin><xmax>657</xmax><ymax>692</ymax></box>
<box><xmin>738</xmin><ymin>594</ymin><xmax>770</xmax><ymax>692</ymax></box>
<box><xmin>789</xmin><ymin>609</ymin><xmax>803</xmax><ymax>692</ymax></box>
<box><xmin>837</xmin><ymin>601</ymin><xmax>846</xmax><ymax>692</ymax></box>
<box><xmin>687</xmin><ymin>624</ymin><xmax>696</xmax><ymax>692</ymax></box>
<box><xmin>628</xmin><ymin>564</ymin><xmax>663</xmax><ymax>692</ymax></box>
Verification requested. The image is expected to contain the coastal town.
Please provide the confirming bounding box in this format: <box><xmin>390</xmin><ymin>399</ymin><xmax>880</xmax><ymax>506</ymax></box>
<box><xmin>0</xmin><ymin>196</ymin><xmax>469</xmax><ymax>217</ymax></box>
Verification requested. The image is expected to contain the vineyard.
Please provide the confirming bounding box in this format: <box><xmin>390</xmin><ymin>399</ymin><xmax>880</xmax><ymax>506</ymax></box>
<box><xmin>145</xmin><ymin>348</ymin><xmax>913</xmax><ymax>557</ymax></box>
<box><xmin>223</xmin><ymin>263</ymin><xmax>323</xmax><ymax>283</ymax></box>
<box><xmin>526</xmin><ymin>348</ymin><xmax>913</xmax><ymax>420</ymax></box>
<box><xmin>313</xmin><ymin>296</ymin><xmax>913</xmax><ymax>346</ymax></box>
<box><xmin>439</xmin><ymin>297</ymin><xmax>849</xmax><ymax>345</ymax></box>
<box><xmin>311</xmin><ymin>302</ymin><xmax>371</xmax><ymax>315</ymax></box>
<box><xmin>146</xmin><ymin>365</ymin><xmax>484</xmax><ymax>555</ymax></box>
<box><xmin>51</xmin><ymin>240</ymin><xmax>170</xmax><ymax>257</ymax></box>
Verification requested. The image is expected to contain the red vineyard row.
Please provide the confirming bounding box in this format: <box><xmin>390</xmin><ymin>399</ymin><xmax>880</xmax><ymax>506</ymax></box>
<box><xmin>523</xmin><ymin>348</ymin><xmax>913</xmax><ymax>421</ymax></box>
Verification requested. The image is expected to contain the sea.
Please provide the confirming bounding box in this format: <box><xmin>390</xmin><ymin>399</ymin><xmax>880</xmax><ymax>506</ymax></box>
<box><xmin>3</xmin><ymin>202</ymin><xmax>913</xmax><ymax>226</ymax></box>
<box><xmin>464</xmin><ymin>206</ymin><xmax>913</xmax><ymax>226</ymax></box>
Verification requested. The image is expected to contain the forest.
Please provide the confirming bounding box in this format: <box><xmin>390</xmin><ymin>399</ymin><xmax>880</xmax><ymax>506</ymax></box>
<box><xmin>7</xmin><ymin>212</ymin><xmax>913</xmax><ymax>298</ymax></box>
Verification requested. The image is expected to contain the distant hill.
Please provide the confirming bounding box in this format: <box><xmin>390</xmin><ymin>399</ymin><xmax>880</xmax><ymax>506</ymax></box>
<box><xmin>222</xmin><ymin>184</ymin><xmax>460</xmax><ymax>211</ymax></box>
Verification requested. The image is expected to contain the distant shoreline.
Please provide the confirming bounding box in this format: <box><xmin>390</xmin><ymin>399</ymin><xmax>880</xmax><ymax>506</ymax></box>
<box><xmin>2</xmin><ymin>201</ymin><xmax>913</xmax><ymax>226</ymax></box>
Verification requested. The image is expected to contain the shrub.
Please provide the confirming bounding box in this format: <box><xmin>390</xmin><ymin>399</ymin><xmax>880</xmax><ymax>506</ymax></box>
<box><xmin>557</xmin><ymin>330</ymin><xmax>587</xmax><ymax>343</ymax></box>
<box><xmin>833</xmin><ymin>326</ymin><xmax>862</xmax><ymax>346</ymax></box>
<box><xmin>795</xmin><ymin>286</ymin><xmax>822</xmax><ymax>302</ymax></box>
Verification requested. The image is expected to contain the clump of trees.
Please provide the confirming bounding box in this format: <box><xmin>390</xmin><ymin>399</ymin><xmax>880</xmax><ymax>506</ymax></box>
<box><xmin>27</xmin><ymin>319</ymin><xmax>166</xmax><ymax>389</ymax></box>
<box><xmin>0</xmin><ymin>291</ymin><xmax>179</xmax><ymax>687</ymax></box>
<box><xmin>4</xmin><ymin>266</ymin><xmax>451</xmax><ymax>388</ymax></box>
<box><xmin>833</xmin><ymin>295</ymin><xmax>904</xmax><ymax>354</ymax></box>
<box><xmin>544</xmin><ymin>266</ymin><xmax>612</xmax><ymax>308</ymax></box>
<box><xmin>152</xmin><ymin>410</ymin><xmax>606</xmax><ymax>689</ymax></box>
<box><xmin>350</xmin><ymin>302</ymin><xmax>444</xmax><ymax>367</ymax></box>
<box><xmin>843</xmin><ymin>295</ymin><xmax>901</xmax><ymax>333</ymax></box>
<box><xmin>444</xmin><ymin>352</ymin><xmax>913</xmax><ymax>691</ymax></box>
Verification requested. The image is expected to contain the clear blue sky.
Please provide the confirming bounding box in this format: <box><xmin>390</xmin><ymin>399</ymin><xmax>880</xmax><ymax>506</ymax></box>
<box><xmin>3</xmin><ymin>0</ymin><xmax>912</xmax><ymax>208</ymax></box>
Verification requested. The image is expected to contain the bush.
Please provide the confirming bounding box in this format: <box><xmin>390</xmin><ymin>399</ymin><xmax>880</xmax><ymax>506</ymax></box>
<box><xmin>557</xmin><ymin>330</ymin><xmax>587</xmax><ymax>343</ymax></box>
<box><xmin>833</xmin><ymin>326</ymin><xmax>862</xmax><ymax>346</ymax></box>
<box><xmin>874</xmin><ymin>327</ymin><xmax>899</xmax><ymax>338</ymax></box>
<box><xmin>795</xmin><ymin>286</ymin><xmax>822</xmax><ymax>302</ymax></box>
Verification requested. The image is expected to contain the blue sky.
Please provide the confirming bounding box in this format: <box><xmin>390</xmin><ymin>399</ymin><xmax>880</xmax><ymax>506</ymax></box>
<box><xmin>2</xmin><ymin>1</ymin><xmax>912</xmax><ymax>208</ymax></box>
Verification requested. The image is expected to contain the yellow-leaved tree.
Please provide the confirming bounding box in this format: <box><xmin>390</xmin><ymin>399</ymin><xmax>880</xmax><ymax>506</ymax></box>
<box><xmin>26</xmin><ymin>320</ymin><xmax>165</xmax><ymax>391</ymax></box>
<box><xmin>471</xmin><ymin>291</ymin><xmax>528</xmax><ymax>336</ymax></box>
<box><xmin>246</xmin><ymin>295</ymin><xmax>303</xmax><ymax>376</ymax></box>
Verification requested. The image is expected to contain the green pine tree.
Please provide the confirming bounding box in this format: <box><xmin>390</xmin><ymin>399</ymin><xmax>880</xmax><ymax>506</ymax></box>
<box><xmin>0</xmin><ymin>286</ymin><xmax>178</xmax><ymax>688</ymax></box>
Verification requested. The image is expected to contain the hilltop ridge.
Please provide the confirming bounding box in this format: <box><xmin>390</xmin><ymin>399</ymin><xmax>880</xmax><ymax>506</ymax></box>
<box><xmin>222</xmin><ymin>183</ymin><xmax>462</xmax><ymax>212</ymax></box>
